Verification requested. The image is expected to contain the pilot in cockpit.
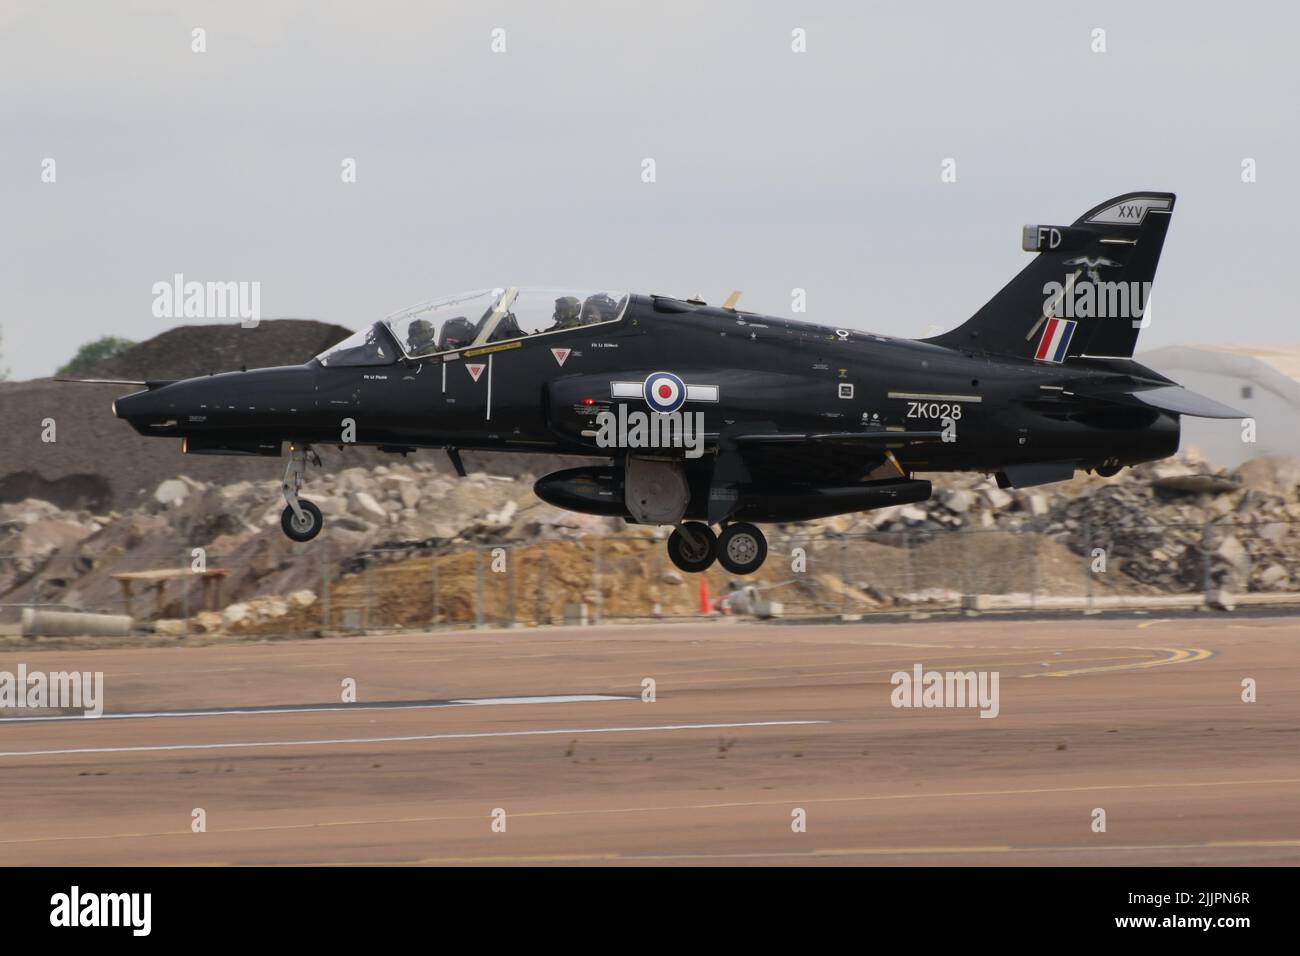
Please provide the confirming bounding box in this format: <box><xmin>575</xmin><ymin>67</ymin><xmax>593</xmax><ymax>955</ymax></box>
<box><xmin>406</xmin><ymin>319</ymin><xmax>439</xmax><ymax>356</ymax></box>
<box><xmin>581</xmin><ymin>292</ymin><xmax>618</xmax><ymax>324</ymax></box>
<box><xmin>437</xmin><ymin>316</ymin><xmax>475</xmax><ymax>352</ymax></box>
<box><xmin>549</xmin><ymin>296</ymin><xmax>582</xmax><ymax>331</ymax></box>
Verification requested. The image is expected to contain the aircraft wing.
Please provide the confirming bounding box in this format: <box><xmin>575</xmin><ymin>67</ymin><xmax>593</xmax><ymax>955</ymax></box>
<box><xmin>1068</xmin><ymin>384</ymin><xmax>1246</xmax><ymax>419</ymax></box>
<box><xmin>732</xmin><ymin>429</ymin><xmax>945</xmax><ymax>446</ymax></box>
<box><xmin>1116</xmin><ymin>385</ymin><xmax>1246</xmax><ymax>419</ymax></box>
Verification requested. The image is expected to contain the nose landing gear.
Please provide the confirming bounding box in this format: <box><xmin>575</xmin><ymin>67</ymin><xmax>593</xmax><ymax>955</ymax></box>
<box><xmin>280</xmin><ymin>443</ymin><xmax>325</xmax><ymax>542</ymax></box>
<box><xmin>665</xmin><ymin>521</ymin><xmax>768</xmax><ymax>575</ymax></box>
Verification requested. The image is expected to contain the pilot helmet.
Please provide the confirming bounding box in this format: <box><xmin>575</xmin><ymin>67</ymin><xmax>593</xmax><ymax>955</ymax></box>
<box><xmin>554</xmin><ymin>296</ymin><xmax>581</xmax><ymax>324</ymax></box>
<box><xmin>407</xmin><ymin>318</ymin><xmax>437</xmax><ymax>351</ymax></box>
<box><xmin>582</xmin><ymin>292</ymin><xmax>617</xmax><ymax>321</ymax></box>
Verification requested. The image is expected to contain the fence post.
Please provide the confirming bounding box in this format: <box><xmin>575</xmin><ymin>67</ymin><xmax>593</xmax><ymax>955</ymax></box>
<box><xmin>1201</xmin><ymin>522</ymin><xmax>1214</xmax><ymax>599</ymax></box>
<box><xmin>839</xmin><ymin>539</ymin><xmax>848</xmax><ymax>615</ymax></box>
<box><xmin>365</xmin><ymin>555</ymin><xmax>375</xmax><ymax>631</ymax></box>
<box><xmin>321</xmin><ymin>549</ymin><xmax>331</xmax><ymax>632</ymax></box>
<box><xmin>1084</xmin><ymin>518</ymin><xmax>1094</xmax><ymax>611</ymax></box>
<box><xmin>903</xmin><ymin>531</ymin><xmax>914</xmax><ymax>596</ymax></box>
<box><xmin>535</xmin><ymin>548</ymin><xmax>548</xmax><ymax>626</ymax></box>
<box><xmin>180</xmin><ymin>548</ymin><xmax>190</xmax><ymax>639</ymax></box>
<box><xmin>593</xmin><ymin>538</ymin><xmax>603</xmax><ymax>625</ymax></box>
<box><xmin>1240</xmin><ymin>524</ymin><xmax>1251</xmax><ymax>594</ymax></box>
<box><xmin>960</xmin><ymin>530</ymin><xmax>972</xmax><ymax>600</ymax></box>
<box><xmin>1029</xmin><ymin>533</ymin><xmax>1040</xmax><ymax>610</ymax></box>
<box><xmin>506</xmin><ymin>545</ymin><xmax>516</xmax><ymax>627</ymax></box>
<box><xmin>430</xmin><ymin>547</ymin><xmax>439</xmax><ymax>630</ymax></box>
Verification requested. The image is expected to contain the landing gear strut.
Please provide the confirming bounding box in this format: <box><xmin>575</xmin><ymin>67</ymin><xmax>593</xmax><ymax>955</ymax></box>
<box><xmin>665</xmin><ymin>521</ymin><xmax>769</xmax><ymax>575</ymax></box>
<box><xmin>280</xmin><ymin>443</ymin><xmax>324</xmax><ymax>542</ymax></box>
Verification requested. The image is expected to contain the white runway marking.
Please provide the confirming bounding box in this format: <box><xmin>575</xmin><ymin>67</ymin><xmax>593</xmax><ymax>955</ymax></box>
<box><xmin>0</xmin><ymin>720</ymin><xmax>828</xmax><ymax>759</ymax></box>
<box><xmin>457</xmin><ymin>696</ymin><xmax>625</xmax><ymax>706</ymax></box>
<box><xmin>0</xmin><ymin>694</ymin><xmax>635</xmax><ymax>724</ymax></box>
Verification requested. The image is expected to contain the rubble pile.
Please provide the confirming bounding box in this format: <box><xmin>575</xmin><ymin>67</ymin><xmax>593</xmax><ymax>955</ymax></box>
<box><xmin>2</xmin><ymin>452</ymin><xmax>1298</xmax><ymax>637</ymax></box>
<box><xmin>1050</xmin><ymin>470</ymin><xmax>1300</xmax><ymax>593</ymax></box>
<box><xmin>0</xmin><ymin>459</ymin><xmax>622</xmax><ymax>629</ymax></box>
<box><xmin>153</xmin><ymin>590</ymin><xmax>319</xmax><ymax>637</ymax></box>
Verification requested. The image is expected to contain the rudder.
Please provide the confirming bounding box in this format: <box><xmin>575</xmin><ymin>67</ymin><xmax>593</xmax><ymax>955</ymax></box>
<box><xmin>925</xmin><ymin>191</ymin><xmax>1175</xmax><ymax>362</ymax></box>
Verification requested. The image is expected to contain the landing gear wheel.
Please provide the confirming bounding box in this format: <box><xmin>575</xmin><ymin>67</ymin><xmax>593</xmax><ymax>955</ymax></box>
<box><xmin>667</xmin><ymin>522</ymin><xmax>718</xmax><ymax>574</ymax></box>
<box><xmin>280</xmin><ymin>442</ymin><xmax>326</xmax><ymax>542</ymax></box>
<box><xmin>1095</xmin><ymin>460</ymin><xmax>1123</xmax><ymax>478</ymax></box>
<box><xmin>281</xmin><ymin>500</ymin><xmax>323</xmax><ymax>542</ymax></box>
<box><xmin>717</xmin><ymin>522</ymin><xmax>767</xmax><ymax>575</ymax></box>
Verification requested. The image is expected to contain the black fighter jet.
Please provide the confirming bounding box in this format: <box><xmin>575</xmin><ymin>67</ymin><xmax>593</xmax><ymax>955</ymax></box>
<box><xmin>107</xmin><ymin>191</ymin><xmax>1242</xmax><ymax>575</ymax></box>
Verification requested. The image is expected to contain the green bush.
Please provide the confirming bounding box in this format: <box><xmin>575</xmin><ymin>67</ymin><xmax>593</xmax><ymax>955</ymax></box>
<box><xmin>56</xmin><ymin>336</ymin><xmax>137</xmax><ymax>376</ymax></box>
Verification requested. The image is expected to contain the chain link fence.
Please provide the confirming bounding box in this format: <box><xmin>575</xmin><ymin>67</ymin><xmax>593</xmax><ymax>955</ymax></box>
<box><xmin>2</xmin><ymin>519</ymin><xmax>1299</xmax><ymax>638</ymax></box>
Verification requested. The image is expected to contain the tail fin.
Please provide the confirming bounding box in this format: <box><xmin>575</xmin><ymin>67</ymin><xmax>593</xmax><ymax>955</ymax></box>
<box><xmin>925</xmin><ymin>191</ymin><xmax>1175</xmax><ymax>362</ymax></box>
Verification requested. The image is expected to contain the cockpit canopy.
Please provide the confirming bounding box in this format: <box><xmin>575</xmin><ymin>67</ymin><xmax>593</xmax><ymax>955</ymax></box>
<box><xmin>316</xmin><ymin>287</ymin><xmax>629</xmax><ymax>367</ymax></box>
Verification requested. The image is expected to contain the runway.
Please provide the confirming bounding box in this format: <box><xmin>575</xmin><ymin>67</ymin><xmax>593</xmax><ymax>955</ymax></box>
<box><xmin>1</xmin><ymin>614</ymin><xmax>1297</xmax><ymax>865</ymax></box>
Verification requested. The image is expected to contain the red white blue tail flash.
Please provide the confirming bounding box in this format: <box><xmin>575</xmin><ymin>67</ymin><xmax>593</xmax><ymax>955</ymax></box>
<box><xmin>1035</xmin><ymin>318</ymin><xmax>1077</xmax><ymax>364</ymax></box>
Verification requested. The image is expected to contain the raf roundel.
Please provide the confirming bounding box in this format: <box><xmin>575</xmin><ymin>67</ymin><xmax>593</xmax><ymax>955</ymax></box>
<box><xmin>643</xmin><ymin>371</ymin><xmax>686</xmax><ymax>414</ymax></box>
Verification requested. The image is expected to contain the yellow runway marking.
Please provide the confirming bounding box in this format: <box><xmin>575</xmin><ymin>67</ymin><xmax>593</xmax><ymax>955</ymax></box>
<box><xmin>5</xmin><ymin>776</ymin><xmax>1298</xmax><ymax>847</ymax></box>
<box><xmin>656</xmin><ymin>653</ymin><xmax>1153</xmax><ymax>690</ymax></box>
<box><xmin>356</xmin><ymin>842</ymin><xmax>1300</xmax><ymax>868</ymax></box>
<box><xmin>1024</xmin><ymin>646</ymin><xmax>1212</xmax><ymax>678</ymax></box>
<box><xmin>644</xmin><ymin>838</ymin><xmax>1300</xmax><ymax>861</ymax></box>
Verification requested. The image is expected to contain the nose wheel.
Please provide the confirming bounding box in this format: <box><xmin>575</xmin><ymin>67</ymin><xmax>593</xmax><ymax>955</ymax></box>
<box><xmin>717</xmin><ymin>522</ymin><xmax>767</xmax><ymax>575</ymax></box>
<box><xmin>280</xmin><ymin>443</ymin><xmax>325</xmax><ymax>542</ymax></box>
<box><xmin>281</xmin><ymin>499</ymin><xmax>323</xmax><ymax>542</ymax></box>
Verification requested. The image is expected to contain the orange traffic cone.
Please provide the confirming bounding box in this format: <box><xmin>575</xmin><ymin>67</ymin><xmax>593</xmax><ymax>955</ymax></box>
<box><xmin>698</xmin><ymin>575</ymin><xmax>712</xmax><ymax>615</ymax></box>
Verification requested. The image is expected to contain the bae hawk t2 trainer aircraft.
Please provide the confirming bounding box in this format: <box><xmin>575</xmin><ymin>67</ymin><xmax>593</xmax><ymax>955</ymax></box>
<box><xmin>107</xmin><ymin>191</ymin><xmax>1243</xmax><ymax>575</ymax></box>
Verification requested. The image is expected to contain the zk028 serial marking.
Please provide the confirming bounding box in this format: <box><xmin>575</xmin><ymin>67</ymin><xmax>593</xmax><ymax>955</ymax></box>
<box><xmin>906</xmin><ymin>401</ymin><xmax>963</xmax><ymax>420</ymax></box>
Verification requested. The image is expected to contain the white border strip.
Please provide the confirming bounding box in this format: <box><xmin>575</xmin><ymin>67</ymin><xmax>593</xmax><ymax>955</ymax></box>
<box><xmin>0</xmin><ymin>695</ymin><xmax>635</xmax><ymax>724</ymax></box>
<box><xmin>888</xmin><ymin>391</ymin><xmax>983</xmax><ymax>403</ymax></box>
<box><xmin>0</xmin><ymin>720</ymin><xmax>830</xmax><ymax>759</ymax></box>
<box><xmin>611</xmin><ymin>382</ymin><xmax>720</xmax><ymax>402</ymax></box>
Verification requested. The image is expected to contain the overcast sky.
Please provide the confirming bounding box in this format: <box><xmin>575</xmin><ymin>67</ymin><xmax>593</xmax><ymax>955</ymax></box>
<box><xmin>2</xmin><ymin>0</ymin><xmax>1296</xmax><ymax>380</ymax></box>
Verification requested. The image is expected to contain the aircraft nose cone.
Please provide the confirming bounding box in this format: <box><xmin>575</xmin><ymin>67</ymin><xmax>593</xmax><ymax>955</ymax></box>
<box><xmin>113</xmin><ymin>389</ymin><xmax>151</xmax><ymax>420</ymax></box>
<box><xmin>112</xmin><ymin>387</ymin><xmax>179</xmax><ymax>435</ymax></box>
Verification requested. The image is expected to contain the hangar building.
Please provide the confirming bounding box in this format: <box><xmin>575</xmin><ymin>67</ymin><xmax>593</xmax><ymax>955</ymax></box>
<box><xmin>1138</xmin><ymin>345</ymin><xmax>1300</xmax><ymax>467</ymax></box>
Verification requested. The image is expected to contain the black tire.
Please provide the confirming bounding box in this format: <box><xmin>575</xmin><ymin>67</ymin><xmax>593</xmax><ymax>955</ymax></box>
<box><xmin>667</xmin><ymin>522</ymin><xmax>718</xmax><ymax>574</ymax></box>
<box><xmin>717</xmin><ymin>522</ymin><xmax>767</xmax><ymax>575</ymax></box>
<box><xmin>281</xmin><ymin>500</ymin><xmax>323</xmax><ymax>542</ymax></box>
<box><xmin>1095</xmin><ymin>462</ymin><xmax>1123</xmax><ymax>478</ymax></box>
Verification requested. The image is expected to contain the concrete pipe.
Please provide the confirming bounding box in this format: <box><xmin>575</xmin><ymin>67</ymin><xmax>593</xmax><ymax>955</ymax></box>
<box><xmin>21</xmin><ymin>609</ymin><xmax>134</xmax><ymax>639</ymax></box>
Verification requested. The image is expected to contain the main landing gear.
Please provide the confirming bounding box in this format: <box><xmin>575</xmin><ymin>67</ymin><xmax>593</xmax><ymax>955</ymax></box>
<box><xmin>280</xmin><ymin>443</ymin><xmax>324</xmax><ymax>542</ymax></box>
<box><xmin>666</xmin><ymin>521</ymin><xmax>767</xmax><ymax>575</ymax></box>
